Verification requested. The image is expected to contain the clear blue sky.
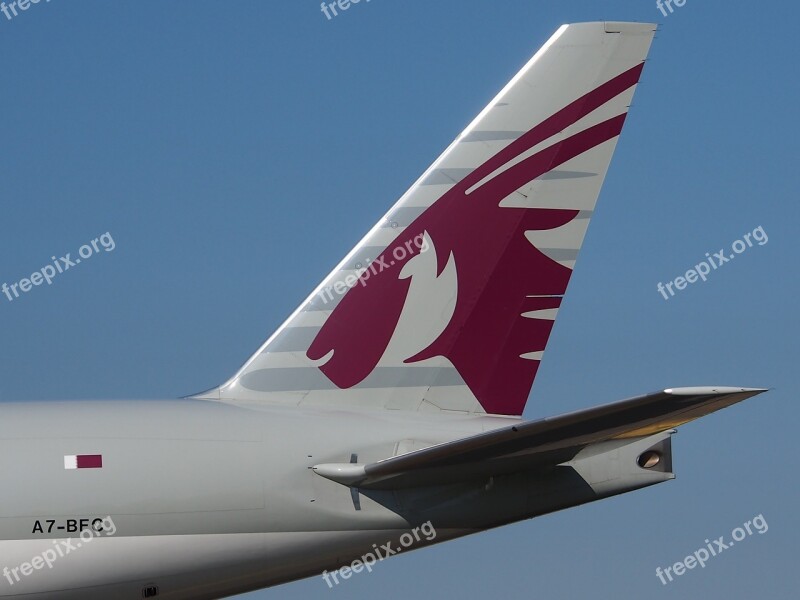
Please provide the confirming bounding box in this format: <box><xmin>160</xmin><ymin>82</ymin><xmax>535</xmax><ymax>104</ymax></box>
<box><xmin>1</xmin><ymin>1</ymin><xmax>797</xmax><ymax>598</ymax></box>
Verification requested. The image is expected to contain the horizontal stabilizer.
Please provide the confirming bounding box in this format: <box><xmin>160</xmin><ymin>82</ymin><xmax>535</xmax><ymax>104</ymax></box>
<box><xmin>313</xmin><ymin>387</ymin><xmax>766</xmax><ymax>489</ymax></box>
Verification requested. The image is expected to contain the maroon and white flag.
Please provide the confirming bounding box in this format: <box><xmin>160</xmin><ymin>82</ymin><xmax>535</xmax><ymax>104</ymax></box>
<box><xmin>63</xmin><ymin>454</ymin><xmax>103</xmax><ymax>470</ymax></box>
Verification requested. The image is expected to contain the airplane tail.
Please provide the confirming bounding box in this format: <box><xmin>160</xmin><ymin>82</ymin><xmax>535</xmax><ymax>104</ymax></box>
<box><xmin>195</xmin><ymin>22</ymin><xmax>657</xmax><ymax>416</ymax></box>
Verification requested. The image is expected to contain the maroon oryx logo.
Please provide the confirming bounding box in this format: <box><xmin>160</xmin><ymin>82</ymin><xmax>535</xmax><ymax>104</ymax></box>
<box><xmin>307</xmin><ymin>64</ymin><xmax>644</xmax><ymax>415</ymax></box>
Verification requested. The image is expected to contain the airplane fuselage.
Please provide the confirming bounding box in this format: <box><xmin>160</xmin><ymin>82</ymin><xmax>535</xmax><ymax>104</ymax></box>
<box><xmin>0</xmin><ymin>399</ymin><xmax>671</xmax><ymax>599</ymax></box>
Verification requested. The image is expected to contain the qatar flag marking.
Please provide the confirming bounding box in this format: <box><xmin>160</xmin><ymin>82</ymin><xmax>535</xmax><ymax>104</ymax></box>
<box><xmin>63</xmin><ymin>454</ymin><xmax>103</xmax><ymax>470</ymax></box>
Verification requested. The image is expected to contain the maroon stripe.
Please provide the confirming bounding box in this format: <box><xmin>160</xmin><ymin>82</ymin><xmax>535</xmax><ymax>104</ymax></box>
<box><xmin>481</xmin><ymin>114</ymin><xmax>628</xmax><ymax>201</ymax></box>
<box><xmin>461</xmin><ymin>63</ymin><xmax>644</xmax><ymax>191</ymax></box>
<box><xmin>76</xmin><ymin>454</ymin><xmax>103</xmax><ymax>469</ymax></box>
